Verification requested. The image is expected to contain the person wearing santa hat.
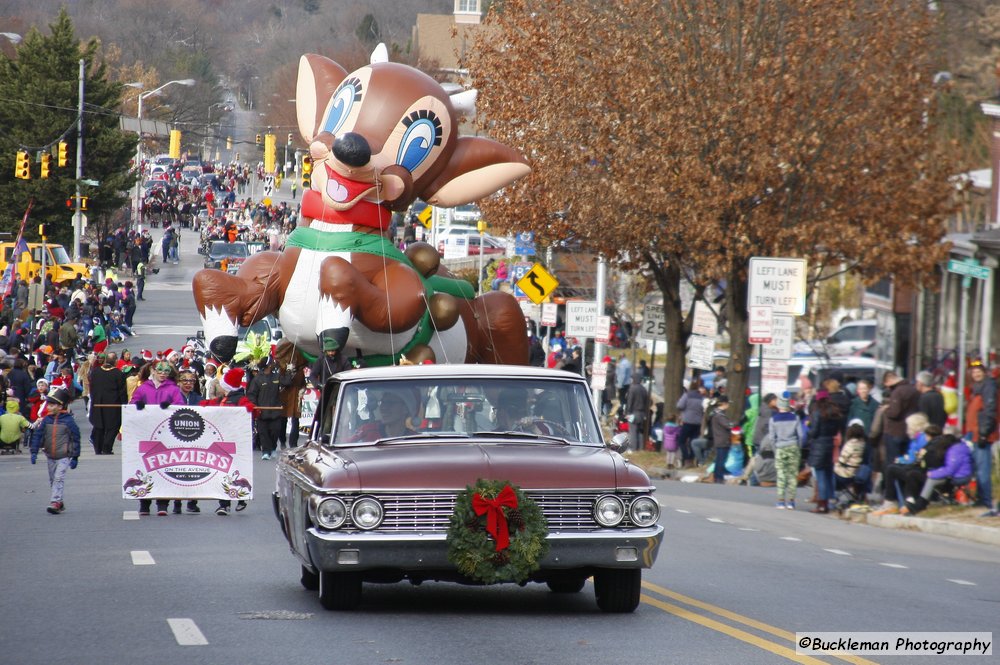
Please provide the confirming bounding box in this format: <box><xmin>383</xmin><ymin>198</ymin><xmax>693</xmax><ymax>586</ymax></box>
<box><xmin>200</xmin><ymin>366</ymin><xmax>255</xmax><ymax>515</ymax></box>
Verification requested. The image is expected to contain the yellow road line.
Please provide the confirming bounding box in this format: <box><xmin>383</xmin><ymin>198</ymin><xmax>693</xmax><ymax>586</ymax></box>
<box><xmin>640</xmin><ymin>594</ymin><xmax>828</xmax><ymax>665</ymax></box>
<box><xmin>642</xmin><ymin>581</ymin><xmax>879</xmax><ymax>665</ymax></box>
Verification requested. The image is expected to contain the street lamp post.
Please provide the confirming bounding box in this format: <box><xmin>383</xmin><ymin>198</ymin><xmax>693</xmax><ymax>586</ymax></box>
<box><xmin>204</xmin><ymin>101</ymin><xmax>231</xmax><ymax>161</ymax></box>
<box><xmin>133</xmin><ymin>78</ymin><xmax>196</xmax><ymax>230</ymax></box>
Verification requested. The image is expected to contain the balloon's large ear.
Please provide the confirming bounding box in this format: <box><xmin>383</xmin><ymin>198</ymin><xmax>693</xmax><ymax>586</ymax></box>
<box><xmin>423</xmin><ymin>137</ymin><xmax>530</xmax><ymax>208</ymax></box>
<box><xmin>296</xmin><ymin>54</ymin><xmax>349</xmax><ymax>144</ymax></box>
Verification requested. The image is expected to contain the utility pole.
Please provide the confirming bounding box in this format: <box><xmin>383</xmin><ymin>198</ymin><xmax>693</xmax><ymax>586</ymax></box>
<box><xmin>73</xmin><ymin>58</ymin><xmax>84</xmax><ymax>262</ymax></box>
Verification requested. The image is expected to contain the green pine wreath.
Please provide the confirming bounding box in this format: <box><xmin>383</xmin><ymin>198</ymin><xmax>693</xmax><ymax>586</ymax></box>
<box><xmin>447</xmin><ymin>479</ymin><xmax>549</xmax><ymax>584</ymax></box>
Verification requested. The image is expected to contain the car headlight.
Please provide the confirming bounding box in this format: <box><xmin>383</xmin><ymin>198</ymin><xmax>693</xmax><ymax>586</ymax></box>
<box><xmin>315</xmin><ymin>497</ymin><xmax>347</xmax><ymax>529</ymax></box>
<box><xmin>593</xmin><ymin>495</ymin><xmax>625</xmax><ymax>527</ymax></box>
<box><xmin>350</xmin><ymin>496</ymin><xmax>384</xmax><ymax>530</ymax></box>
<box><xmin>629</xmin><ymin>496</ymin><xmax>660</xmax><ymax>527</ymax></box>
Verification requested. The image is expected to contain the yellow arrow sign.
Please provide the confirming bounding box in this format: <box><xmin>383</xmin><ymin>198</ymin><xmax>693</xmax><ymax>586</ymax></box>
<box><xmin>516</xmin><ymin>263</ymin><xmax>559</xmax><ymax>304</ymax></box>
<box><xmin>417</xmin><ymin>206</ymin><xmax>433</xmax><ymax>228</ymax></box>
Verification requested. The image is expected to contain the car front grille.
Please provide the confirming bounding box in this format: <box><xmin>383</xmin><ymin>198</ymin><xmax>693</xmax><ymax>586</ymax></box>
<box><xmin>341</xmin><ymin>491</ymin><xmax>646</xmax><ymax>533</ymax></box>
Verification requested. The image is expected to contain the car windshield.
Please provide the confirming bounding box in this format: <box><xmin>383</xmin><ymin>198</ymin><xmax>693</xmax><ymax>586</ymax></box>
<box><xmin>327</xmin><ymin>377</ymin><xmax>602</xmax><ymax>446</ymax></box>
<box><xmin>211</xmin><ymin>243</ymin><xmax>248</xmax><ymax>258</ymax></box>
<box><xmin>50</xmin><ymin>246</ymin><xmax>72</xmax><ymax>264</ymax></box>
<box><xmin>237</xmin><ymin>317</ymin><xmax>273</xmax><ymax>339</ymax></box>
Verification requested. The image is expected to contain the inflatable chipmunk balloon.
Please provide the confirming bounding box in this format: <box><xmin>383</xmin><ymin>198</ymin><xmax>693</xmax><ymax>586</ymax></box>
<box><xmin>192</xmin><ymin>44</ymin><xmax>531</xmax><ymax>367</ymax></box>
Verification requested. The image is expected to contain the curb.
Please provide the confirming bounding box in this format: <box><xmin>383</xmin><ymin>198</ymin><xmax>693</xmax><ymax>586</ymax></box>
<box><xmin>847</xmin><ymin>509</ymin><xmax>1000</xmax><ymax>546</ymax></box>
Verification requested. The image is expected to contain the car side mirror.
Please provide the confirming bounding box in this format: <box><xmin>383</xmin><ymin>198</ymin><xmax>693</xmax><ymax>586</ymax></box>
<box><xmin>196</xmin><ymin>330</ymin><xmax>205</xmax><ymax>340</ymax></box>
<box><xmin>273</xmin><ymin>330</ymin><xmax>283</xmax><ymax>340</ymax></box>
<box><xmin>608</xmin><ymin>432</ymin><xmax>628</xmax><ymax>452</ymax></box>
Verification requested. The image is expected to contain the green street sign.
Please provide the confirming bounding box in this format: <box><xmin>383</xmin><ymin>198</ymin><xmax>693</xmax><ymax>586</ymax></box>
<box><xmin>947</xmin><ymin>259</ymin><xmax>991</xmax><ymax>281</ymax></box>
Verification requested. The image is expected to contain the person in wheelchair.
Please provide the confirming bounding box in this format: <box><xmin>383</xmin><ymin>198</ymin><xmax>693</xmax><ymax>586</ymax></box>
<box><xmin>907</xmin><ymin>433</ymin><xmax>973</xmax><ymax>515</ymax></box>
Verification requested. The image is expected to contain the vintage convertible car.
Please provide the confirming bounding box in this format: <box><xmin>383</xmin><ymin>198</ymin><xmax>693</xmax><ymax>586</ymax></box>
<box><xmin>273</xmin><ymin>364</ymin><xmax>663</xmax><ymax>612</ymax></box>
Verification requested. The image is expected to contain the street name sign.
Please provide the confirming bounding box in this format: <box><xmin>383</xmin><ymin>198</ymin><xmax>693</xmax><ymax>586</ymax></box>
<box><xmin>749</xmin><ymin>305</ymin><xmax>774</xmax><ymax>345</ymax></box>
<box><xmin>566</xmin><ymin>301</ymin><xmax>599</xmax><ymax>338</ymax></box>
<box><xmin>748</xmin><ymin>257</ymin><xmax>808</xmax><ymax>316</ymax></box>
<box><xmin>516</xmin><ymin>262</ymin><xmax>559</xmax><ymax>304</ymax></box>
<box><xmin>947</xmin><ymin>259</ymin><xmax>991</xmax><ymax>281</ymax></box>
<box><xmin>639</xmin><ymin>304</ymin><xmax>667</xmax><ymax>342</ymax></box>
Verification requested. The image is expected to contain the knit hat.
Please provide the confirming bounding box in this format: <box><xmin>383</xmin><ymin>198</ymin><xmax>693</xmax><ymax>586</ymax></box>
<box><xmin>219</xmin><ymin>367</ymin><xmax>245</xmax><ymax>392</ymax></box>
<box><xmin>322</xmin><ymin>337</ymin><xmax>340</xmax><ymax>352</ymax></box>
<box><xmin>777</xmin><ymin>395</ymin><xmax>790</xmax><ymax>411</ymax></box>
<box><xmin>6</xmin><ymin>399</ymin><xmax>19</xmax><ymax>413</ymax></box>
<box><xmin>36</xmin><ymin>378</ymin><xmax>49</xmax><ymax>388</ymax></box>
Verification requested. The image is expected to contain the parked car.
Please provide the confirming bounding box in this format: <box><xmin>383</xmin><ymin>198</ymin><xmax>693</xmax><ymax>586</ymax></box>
<box><xmin>203</xmin><ymin>240</ymin><xmax>249</xmax><ymax>273</ymax></box>
<box><xmin>793</xmin><ymin>319</ymin><xmax>877</xmax><ymax>357</ymax></box>
<box><xmin>438</xmin><ymin>232</ymin><xmax>506</xmax><ymax>256</ymax></box>
<box><xmin>237</xmin><ymin>313</ymin><xmax>283</xmax><ymax>342</ymax></box>
<box><xmin>748</xmin><ymin>354</ymin><xmax>892</xmax><ymax>399</ymax></box>
<box><xmin>273</xmin><ymin>364</ymin><xmax>663</xmax><ymax>612</ymax></box>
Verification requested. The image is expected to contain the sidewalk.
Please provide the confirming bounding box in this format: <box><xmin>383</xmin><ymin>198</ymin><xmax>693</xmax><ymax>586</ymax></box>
<box><xmin>845</xmin><ymin>505</ymin><xmax>1000</xmax><ymax>546</ymax></box>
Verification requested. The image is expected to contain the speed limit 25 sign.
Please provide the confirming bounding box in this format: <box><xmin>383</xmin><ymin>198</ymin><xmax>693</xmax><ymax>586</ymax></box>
<box><xmin>639</xmin><ymin>304</ymin><xmax>667</xmax><ymax>342</ymax></box>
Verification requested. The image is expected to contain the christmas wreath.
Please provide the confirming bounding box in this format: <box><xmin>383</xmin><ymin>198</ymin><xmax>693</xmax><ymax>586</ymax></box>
<box><xmin>447</xmin><ymin>479</ymin><xmax>549</xmax><ymax>584</ymax></box>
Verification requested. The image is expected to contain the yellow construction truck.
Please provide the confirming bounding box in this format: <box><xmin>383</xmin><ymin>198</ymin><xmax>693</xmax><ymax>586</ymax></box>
<box><xmin>0</xmin><ymin>242</ymin><xmax>91</xmax><ymax>285</ymax></box>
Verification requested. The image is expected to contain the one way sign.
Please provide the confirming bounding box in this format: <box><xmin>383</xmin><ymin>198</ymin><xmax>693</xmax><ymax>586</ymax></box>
<box><xmin>515</xmin><ymin>262</ymin><xmax>558</xmax><ymax>304</ymax></box>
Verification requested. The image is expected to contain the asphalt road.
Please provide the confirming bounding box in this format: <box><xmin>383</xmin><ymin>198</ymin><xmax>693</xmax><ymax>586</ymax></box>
<box><xmin>1</xmin><ymin>233</ymin><xmax>997</xmax><ymax>665</ymax></box>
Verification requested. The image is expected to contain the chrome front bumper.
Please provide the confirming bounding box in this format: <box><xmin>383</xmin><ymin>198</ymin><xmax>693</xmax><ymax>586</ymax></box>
<box><xmin>304</xmin><ymin>526</ymin><xmax>664</xmax><ymax>573</ymax></box>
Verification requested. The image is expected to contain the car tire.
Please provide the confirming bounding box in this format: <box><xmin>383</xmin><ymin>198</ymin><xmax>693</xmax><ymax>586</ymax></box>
<box><xmin>593</xmin><ymin>568</ymin><xmax>641</xmax><ymax>613</ymax></box>
<box><xmin>546</xmin><ymin>577</ymin><xmax>586</xmax><ymax>594</ymax></box>
<box><xmin>300</xmin><ymin>566</ymin><xmax>319</xmax><ymax>591</ymax></box>
<box><xmin>319</xmin><ymin>571</ymin><xmax>362</xmax><ymax>610</ymax></box>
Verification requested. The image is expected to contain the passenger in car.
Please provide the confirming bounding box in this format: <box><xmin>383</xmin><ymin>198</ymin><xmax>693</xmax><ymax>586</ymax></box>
<box><xmin>494</xmin><ymin>389</ymin><xmax>529</xmax><ymax>431</ymax></box>
<box><xmin>352</xmin><ymin>389</ymin><xmax>419</xmax><ymax>441</ymax></box>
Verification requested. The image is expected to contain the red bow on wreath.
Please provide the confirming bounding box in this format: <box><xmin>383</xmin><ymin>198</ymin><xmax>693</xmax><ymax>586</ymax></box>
<box><xmin>472</xmin><ymin>484</ymin><xmax>518</xmax><ymax>551</ymax></box>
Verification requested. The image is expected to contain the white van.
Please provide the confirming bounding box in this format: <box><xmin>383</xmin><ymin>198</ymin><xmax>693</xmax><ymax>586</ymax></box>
<box><xmin>748</xmin><ymin>355</ymin><xmax>892</xmax><ymax>399</ymax></box>
<box><xmin>793</xmin><ymin>319</ymin><xmax>877</xmax><ymax>357</ymax></box>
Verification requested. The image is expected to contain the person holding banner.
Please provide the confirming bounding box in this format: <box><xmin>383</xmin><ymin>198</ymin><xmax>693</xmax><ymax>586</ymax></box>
<box><xmin>200</xmin><ymin>367</ymin><xmax>255</xmax><ymax>515</ymax></box>
<box><xmin>130</xmin><ymin>361</ymin><xmax>187</xmax><ymax>516</ymax></box>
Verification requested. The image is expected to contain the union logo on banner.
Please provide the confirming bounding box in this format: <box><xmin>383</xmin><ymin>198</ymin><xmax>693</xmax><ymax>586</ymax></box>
<box><xmin>121</xmin><ymin>406</ymin><xmax>253</xmax><ymax>501</ymax></box>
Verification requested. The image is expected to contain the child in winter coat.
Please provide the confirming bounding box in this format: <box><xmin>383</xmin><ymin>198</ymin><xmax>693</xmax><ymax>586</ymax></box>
<box><xmin>29</xmin><ymin>389</ymin><xmax>80</xmax><ymax>514</ymax></box>
<box><xmin>0</xmin><ymin>399</ymin><xmax>30</xmax><ymax>451</ymax></box>
<box><xmin>662</xmin><ymin>415</ymin><xmax>680</xmax><ymax>469</ymax></box>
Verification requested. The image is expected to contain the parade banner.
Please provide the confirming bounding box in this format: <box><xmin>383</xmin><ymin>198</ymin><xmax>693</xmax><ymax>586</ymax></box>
<box><xmin>121</xmin><ymin>406</ymin><xmax>253</xmax><ymax>501</ymax></box>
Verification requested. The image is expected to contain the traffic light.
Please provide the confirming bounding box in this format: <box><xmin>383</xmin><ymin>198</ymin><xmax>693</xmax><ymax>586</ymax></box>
<box><xmin>255</xmin><ymin>133</ymin><xmax>261</xmax><ymax>145</ymax></box>
<box><xmin>301</xmin><ymin>155</ymin><xmax>312</xmax><ymax>189</ymax></box>
<box><xmin>80</xmin><ymin>196</ymin><xmax>88</xmax><ymax>211</ymax></box>
<box><xmin>226</xmin><ymin>136</ymin><xmax>233</xmax><ymax>150</ymax></box>
<box><xmin>287</xmin><ymin>133</ymin><xmax>293</xmax><ymax>145</ymax></box>
<box><xmin>57</xmin><ymin>141</ymin><xmax>68</xmax><ymax>167</ymax></box>
<box><xmin>14</xmin><ymin>151</ymin><xmax>30</xmax><ymax>179</ymax></box>
<box><xmin>169</xmin><ymin>130</ymin><xmax>181</xmax><ymax>159</ymax></box>
<box><xmin>40</xmin><ymin>154</ymin><xmax>50</xmax><ymax>179</ymax></box>
<box><xmin>38</xmin><ymin>224</ymin><xmax>49</xmax><ymax>239</ymax></box>
<box><xmin>264</xmin><ymin>134</ymin><xmax>276</xmax><ymax>173</ymax></box>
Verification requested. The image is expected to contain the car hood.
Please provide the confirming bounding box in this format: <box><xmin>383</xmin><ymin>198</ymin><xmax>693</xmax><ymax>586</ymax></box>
<box><xmin>300</xmin><ymin>441</ymin><xmax>650</xmax><ymax>492</ymax></box>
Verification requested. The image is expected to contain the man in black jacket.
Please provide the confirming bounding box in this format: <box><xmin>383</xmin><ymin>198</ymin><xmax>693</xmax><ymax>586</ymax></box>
<box><xmin>247</xmin><ymin>358</ymin><xmax>294</xmax><ymax>460</ymax></box>
<box><xmin>915</xmin><ymin>371</ymin><xmax>946</xmax><ymax>430</ymax></box>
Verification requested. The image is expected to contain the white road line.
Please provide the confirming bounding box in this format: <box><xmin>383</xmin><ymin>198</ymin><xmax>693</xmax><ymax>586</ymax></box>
<box><xmin>123</xmin><ymin>511</ymin><xmax>140</xmax><ymax>521</ymax></box>
<box><xmin>675</xmin><ymin>509</ymin><xmax>691</xmax><ymax>514</ymax></box>
<box><xmin>167</xmin><ymin>618</ymin><xmax>208</xmax><ymax>646</ymax></box>
<box><xmin>131</xmin><ymin>550</ymin><xmax>155</xmax><ymax>566</ymax></box>
<box><xmin>780</xmin><ymin>536</ymin><xmax>801</xmax><ymax>541</ymax></box>
<box><xmin>738</xmin><ymin>527</ymin><xmax>759</xmax><ymax>531</ymax></box>
<box><xmin>947</xmin><ymin>579</ymin><xmax>976</xmax><ymax>586</ymax></box>
<box><xmin>880</xmin><ymin>563</ymin><xmax>908</xmax><ymax>569</ymax></box>
<box><xmin>824</xmin><ymin>549</ymin><xmax>852</xmax><ymax>556</ymax></box>
<box><xmin>706</xmin><ymin>518</ymin><xmax>726</xmax><ymax>523</ymax></box>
